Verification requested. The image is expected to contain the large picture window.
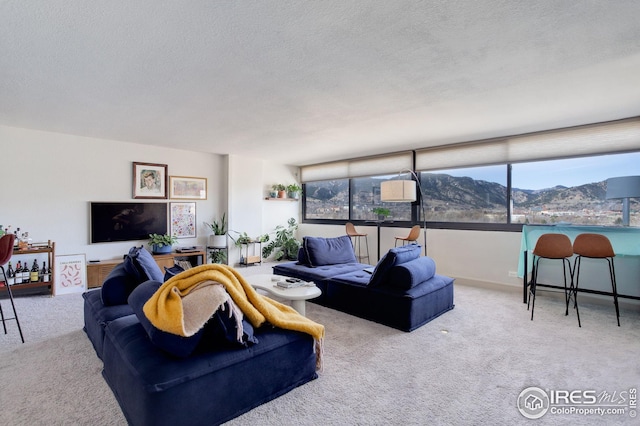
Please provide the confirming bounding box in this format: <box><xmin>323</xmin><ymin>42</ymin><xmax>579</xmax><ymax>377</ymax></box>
<box><xmin>512</xmin><ymin>152</ymin><xmax>640</xmax><ymax>226</ymax></box>
<box><xmin>419</xmin><ymin>165</ymin><xmax>507</xmax><ymax>223</ymax></box>
<box><xmin>304</xmin><ymin>179</ymin><xmax>349</xmax><ymax>220</ymax></box>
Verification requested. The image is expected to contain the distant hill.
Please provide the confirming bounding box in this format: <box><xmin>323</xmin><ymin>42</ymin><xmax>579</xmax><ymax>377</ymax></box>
<box><xmin>305</xmin><ymin>174</ymin><xmax>631</xmax><ymax>211</ymax></box>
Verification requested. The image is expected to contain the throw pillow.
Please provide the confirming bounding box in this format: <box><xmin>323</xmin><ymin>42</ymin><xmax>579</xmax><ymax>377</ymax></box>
<box><xmin>163</xmin><ymin>263</ymin><xmax>185</xmax><ymax>281</ymax></box>
<box><xmin>128</xmin><ymin>280</ymin><xmax>204</xmax><ymax>358</ymax></box>
<box><xmin>101</xmin><ymin>262</ymin><xmax>140</xmax><ymax>306</ymax></box>
<box><xmin>297</xmin><ymin>247</ymin><xmax>310</xmax><ymax>265</ymax></box>
<box><xmin>123</xmin><ymin>246</ymin><xmax>164</xmax><ymax>282</ymax></box>
<box><xmin>367</xmin><ymin>245</ymin><xmax>422</xmax><ymax>287</ymax></box>
<box><xmin>304</xmin><ymin>235</ymin><xmax>357</xmax><ymax>267</ymax></box>
<box><xmin>387</xmin><ymin>256</ymin><xmax>437</xmax><ymax>290</ymax></box>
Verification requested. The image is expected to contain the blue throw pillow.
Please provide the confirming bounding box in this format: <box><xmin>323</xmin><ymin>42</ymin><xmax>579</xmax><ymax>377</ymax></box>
<box><xmin>128</xmin><ymin>280</ymin><xmax>258</xmax><ymax>358</ymax></box>
<box><xmin>387</xmin><ymin>256</ymin><xmax>437</xmax><ymax>290</ymax></box>
<box><xmin>123</xmin><ymin>246</ymin><xmax>164</xmax><ymax>282</ymax></box>
<box><xmin>163</xmin><ymin>264</ymin><xmax>185</xmax><ymax>282</ymax></box>
<box><xmin>297</xmin><ymin>247</ymin><xmax>310</xmax><ymax>265</ymax></box>
<box><xmin>101</xmin><ymin>262</ymin><xmax>140</xmax><ymax>306</ymax></box>
<box><xmin>304</xmin><ymin>235</ymin><xmax>357</xmax><ymax>267</ymax></box>
<box><xmin>128</xmin><ymin>280</ymin><xmax>204</xmax><ymax>358</ymax></box>
<box><xmin>368</xmin><ymin>245</ymin><xmax>422</xmax><ymax>287</ymax></box>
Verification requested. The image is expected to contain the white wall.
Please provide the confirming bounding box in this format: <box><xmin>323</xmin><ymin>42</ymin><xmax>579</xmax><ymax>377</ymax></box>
<box><xmin>0</xmin><ymin>125</ymin><xmax>224</xmax><ymax>261</ymax></box>
<box><xmin>3</xmin><ymin>124</ymin><xmax>636</xmax><ymax>309</ymax></box>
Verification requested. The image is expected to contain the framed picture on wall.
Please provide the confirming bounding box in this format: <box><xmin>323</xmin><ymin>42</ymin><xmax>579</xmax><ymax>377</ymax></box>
<box><xmin>169</xmin><ymin>176</ymin><xmax>207</xmax><ymax>200</ymax></box>
<box><xmin>170</xmin><ymin>202</ymin><xmax>196</xmax><ymax>238</ymax></box>
<box><xmin>133</xmin><ymin>162</ymin><xmax>168</xmax><ymax>199</ymax></box>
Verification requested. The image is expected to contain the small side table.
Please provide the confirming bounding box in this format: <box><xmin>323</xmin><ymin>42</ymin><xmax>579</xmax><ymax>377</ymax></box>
<box><xmin>246</xmin><ymin>274</ymin><xmax>321</xmax><ymax>316</ymax></box>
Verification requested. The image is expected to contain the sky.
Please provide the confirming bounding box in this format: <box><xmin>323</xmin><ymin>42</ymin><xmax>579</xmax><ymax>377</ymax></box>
<box><xmin>437</xmin><ymin>151</ymin><xmax>640</xmax><ymax>191</ymax></box>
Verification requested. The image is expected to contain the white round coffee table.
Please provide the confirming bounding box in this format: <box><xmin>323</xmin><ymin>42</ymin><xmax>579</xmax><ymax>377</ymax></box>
<box><xmin>246</xmin><ymin>274</ymin><xmax>321</xmax><ymax>316</ymax></box>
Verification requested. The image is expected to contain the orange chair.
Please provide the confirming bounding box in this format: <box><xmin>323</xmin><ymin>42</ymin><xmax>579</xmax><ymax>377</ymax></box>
<box><xmin>394</xmin><ymin>225</ymin><xmax>421</xmax><ymax>247</ymax></box>
<box><xmin>345</xmin><ymin>222</ymin><xmax>370</xmax><ymax>264</ymax></box>
<box><xmin>573</xmin><ymin>233</ymin><xmax>620</xmax><ymax>327</ymax></box>
<box><xmin>527</xmin><ymin>233</ymin><xmax>576</xmax><ymax>324</ymax></box>
<box><xmin>0</xmin><ymin>234</ymin><xmax>24</xmax><ymax>343</ymax></box>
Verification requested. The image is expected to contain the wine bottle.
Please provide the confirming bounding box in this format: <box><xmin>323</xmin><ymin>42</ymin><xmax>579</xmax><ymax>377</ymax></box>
<box><xmin>46</xmin><ymin>263</ymin><xmax>52</xmax><ymax>283</ymax></box>
<box><xmin>22</xmin><ymin>261</ymin><xmax>30</xmax><ymax>284</ymax></box>
<box><xmin>6</xmin><ymin>261</ymin><xmax>14</xmax><ymax>285</ymax></box>
<box><xmin>30</xmin><ymin>259</ymin><xmax>39</xmax><ymax>282</ymax></box>
<box><xmin>14</xmin><ymin>261</ymin><xmax>22</xmax><ymax>284</ymax></box>
<box><xmin>40</xmin><ymin>261</ymin><xmax>46</xmax><ymax>282</ymax></box>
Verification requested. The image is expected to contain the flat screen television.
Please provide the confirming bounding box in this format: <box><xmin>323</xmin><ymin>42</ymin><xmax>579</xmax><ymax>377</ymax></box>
<box><xmin>90</xmin><ymin>202</ymin><xmax>168</xmax><ymax>243</ymax></box>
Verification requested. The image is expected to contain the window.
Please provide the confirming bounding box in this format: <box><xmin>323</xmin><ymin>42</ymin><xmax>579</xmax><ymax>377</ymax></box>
<box><xmin>419</xmin><ymin>165</ymin><xmax>507</xmax><ymax>223</ymax></box>
<box><xmin>304</xmin><ymin>179</ymin><xmax>349</xmax><ymax>220</ymax></box>
<box><xmin>512</xmin><ymin>152</ymin><xmax>640</xmax><ymax>226</ymax></box>
<box><xmin>352</xmin><ymin>175</ymin><xmax>412</xmax><ymax>221</ymax></box>
<box><xmin>301</xmin><ymin>118</ymin><xmax>640</xmax><ymax>229</ymax></box>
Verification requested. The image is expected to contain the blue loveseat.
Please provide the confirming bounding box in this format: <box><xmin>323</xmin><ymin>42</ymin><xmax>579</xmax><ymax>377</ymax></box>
<box><xmin>83</xmin><ymin>246</ymin><xmax>318</xmax><ymax>426</ymax></box>
<box><xmin>273</xmin><ymin>235</ymin><xmax>455</xmax><ymax>331</ymax></box>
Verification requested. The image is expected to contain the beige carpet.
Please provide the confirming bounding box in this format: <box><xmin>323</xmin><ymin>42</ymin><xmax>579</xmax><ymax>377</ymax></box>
<box><xmin>1</xmin><ymin>269</ymin><xmax>639</xmax><ymax>425</ymax></box>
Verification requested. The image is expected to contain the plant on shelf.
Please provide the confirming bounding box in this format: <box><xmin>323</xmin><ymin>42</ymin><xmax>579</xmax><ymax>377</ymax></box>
<box><xmin>228</xmin><ymin>231</ymin><xmax>253</xmax><ymax>247</ymax></box>
<box><xmin>205</xmin><ymin>213</ymin><xmax>227</xmax><ymax>248</ymax></box>
<box><xmin>205</xmin><ymin>213</ymin><xmax>227</xmax><ymax>235</ymax></box>
<box><xmin>272</xmin><ymin>184</ymin><xmax>287</xmax><ymax>198</ymax></box>
<box><xmin>372</xmin><ymin>207</ymin><xmax>391</xmax><ymax>220</ymax></box>
<box><xmin>262</xmin><ymin>217</ymin><xmax>300</xmax><ymax>261</ymax></box>
<box><xmin>286</xmin><ymin>183</ymin><xmax>302</xmax><ymax>199</ymax></box>
<box><xmin>209</xmin><ymin>248</ymin><xmax>227</xmax><ymax>264</ymax></box>
<box><xmin>148</xmin><ymin>233</ymin><xmax>178</xmax><ymax>254</ymax></box>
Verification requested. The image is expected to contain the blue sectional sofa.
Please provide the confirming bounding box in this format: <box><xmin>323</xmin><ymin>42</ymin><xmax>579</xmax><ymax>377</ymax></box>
<box><xmin>83</xmin><ymin>246</ymin><xmax>318</xmax><ymax>426</ymax></box>
<box><xmin>273</xmin><ymin>235</ymin><xmax>455</xmax><ymax>331</ymax></box>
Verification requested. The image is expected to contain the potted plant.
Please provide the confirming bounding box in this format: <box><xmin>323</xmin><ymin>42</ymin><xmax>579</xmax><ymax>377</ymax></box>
<box><xmin>262</xmin><ymin>217</ymin><xmax>301</xmax><ymax>261</ymax></box>
<box><xmin>148</xmin><ymin>233</ymin><xmax>178</xmax><ymax>254</ymax></box>
<box><xmin>204</xmin><ymin>213</ymin><xmax>227</xmax><ymax>248</ymax></box>
<box><xmin>273</xmin><ymin>184</ymin><xmax>287</xmax><ymax>198</ymax></box>
<box><xmin>228</xmin><ymin>231</ymin><xmax>253</xmax><ymax>247</ymax></box>
<box><xmin>372</xmin><ymin>207</ymin><xmax>391</xmax><ymax>221</ymax></box>
<box><xmin>209</xmin><ymin>248</ymin><xmax>227</xmax><ymax>264</ymax></box>
<box><xmin>286</xmin><ymin>183</ymin><xmax>302</xmax><ymax>199</ymax></box>
<box><xmin>269</xmin><ymin>185</ymin><xmax>279</xmax><ymax>198</ymax></box>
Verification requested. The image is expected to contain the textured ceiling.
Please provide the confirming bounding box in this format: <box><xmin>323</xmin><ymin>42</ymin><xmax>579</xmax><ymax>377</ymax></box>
<box><xmin>1</xmin><ymin>1</ymin><xmax>639</xmax><ymax>166</ymax></box>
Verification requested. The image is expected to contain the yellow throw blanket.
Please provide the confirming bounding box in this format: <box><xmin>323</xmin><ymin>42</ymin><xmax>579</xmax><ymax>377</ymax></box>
<box><xmin>143</xmin><ymin>263</ymin><xmax>324</xmax><ymax>370</ymax></box>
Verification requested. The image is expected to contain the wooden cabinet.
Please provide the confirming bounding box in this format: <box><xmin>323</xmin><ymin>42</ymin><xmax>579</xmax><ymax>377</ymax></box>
<box><xmin>86</xmin><ymin>250</ymin><xmax>206</xmax><ymax>288</ymax></box>
<box><xmin>2</xmin><ymin>241</ymin><xmax>55</xmax><ymax>296</ymax></box>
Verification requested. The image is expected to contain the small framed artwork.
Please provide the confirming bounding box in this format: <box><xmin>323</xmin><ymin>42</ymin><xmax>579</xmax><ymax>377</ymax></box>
<box><xmin>54</xmin><ymin>254</ymin><xmax>87</xmax><ymax>296</ymax></box>
<box><xmin>170</xmin><ymin>176</ymin><xmax>207</xmax><ymax>200</ymax></box>
<box><xmin>170</xmin><ymin>202</ymin><xmax>196</xmax><ymax>238</ymax></box>
<box><xmin>133</xmin><ymin>162</ymin><xmax>168</xmax><ymax>199</ymax></box>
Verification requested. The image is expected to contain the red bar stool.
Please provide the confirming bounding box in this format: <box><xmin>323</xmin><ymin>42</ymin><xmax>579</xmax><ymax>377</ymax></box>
<box><xmin>0</xmin><ymin>234</ymin><xmax>25</xmax><ymax>343</ymax></box>
<box><xmin>573</xmin><ymin>233</ymin><xmax>620</xmax><ymax>327</ymax></box>
<box><xmin>528</xmin><ymin>233</ymin><xmax>575</xmax><ymax>324</ymax></box>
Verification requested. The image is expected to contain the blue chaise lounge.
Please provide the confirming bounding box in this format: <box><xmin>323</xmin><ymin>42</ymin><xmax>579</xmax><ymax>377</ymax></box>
<box><xmin>273</xmin><ymin>235</ymin><xmax>455</xmax><ymax>331</ymax></box>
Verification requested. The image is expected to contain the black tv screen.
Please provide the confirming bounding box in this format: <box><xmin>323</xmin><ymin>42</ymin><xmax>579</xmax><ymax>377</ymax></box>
<box><xmin>90</xmin><ymin>202</ymin><xmax>168</xmax><ymax>243</ymax></box>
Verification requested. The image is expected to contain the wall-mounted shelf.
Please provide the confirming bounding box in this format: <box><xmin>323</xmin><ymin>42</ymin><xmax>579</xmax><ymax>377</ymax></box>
<box><xmin>264</xmin><ymin>197</ymin><xmax>298</xmax><ymax>201</ymax></box>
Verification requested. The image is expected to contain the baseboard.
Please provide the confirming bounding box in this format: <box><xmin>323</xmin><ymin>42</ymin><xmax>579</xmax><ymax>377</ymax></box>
<box><xmin>451</xmin><ymin>275</ymin><xmax>640</xmax><ymax>311</ymax></box>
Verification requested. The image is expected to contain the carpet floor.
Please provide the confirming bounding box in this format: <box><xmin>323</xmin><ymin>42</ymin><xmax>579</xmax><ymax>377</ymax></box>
<box><xmin>1</xmin><ymin>272</ymin><xmax>639</xmax><ymax>425</ymax></box>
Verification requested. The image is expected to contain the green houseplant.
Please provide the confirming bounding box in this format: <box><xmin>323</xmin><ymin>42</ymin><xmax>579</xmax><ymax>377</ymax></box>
<box><xmin>205</xmin><ymin>213</ymin><xmax>227</xmax><ymax>248</ymax></box>
<box><xmin>273</xmin><ymin>184</ymin><xmax>287</xmax><ymax>198</ymax></box>
<box><xmin>372</xmin><ymin>207</ymin><xmax>391</xmax><ymax>220</ymax></box>
<box><xmin>209</xmin><ymin>248</ymin><xmax>227</xmax><ymax>264</ymax></box>
<box><xmin>262</xmin><ymin>217</ymin><xmax>300</xmax><ymax>261</ymax></box>
<box><xmin>148</xmin><ymin>233</ymin><xmax>178</xmax><ymax>254</ymax></box>
<box><xmin>286</xmin><ymin>183</ymin><xmax>302</xmax><ymax>199</ymax></box>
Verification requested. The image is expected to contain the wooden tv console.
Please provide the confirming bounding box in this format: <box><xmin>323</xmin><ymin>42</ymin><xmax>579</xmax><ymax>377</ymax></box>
<box><xmin>86</xmin><ymin>251</ymin><xmax>206</xmax><ymax>289</ymax></box>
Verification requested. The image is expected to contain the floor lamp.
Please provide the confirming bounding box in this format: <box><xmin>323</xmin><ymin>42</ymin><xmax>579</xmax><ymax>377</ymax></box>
<box><xmin>380</xmin><ymin>171</ymin><xmax>427</xmax><ymax>255</ymax></box>
<box><xmin>606</xmin><ymin>176</ymin><xmax>640</xmax><ymax>226</ymax></box>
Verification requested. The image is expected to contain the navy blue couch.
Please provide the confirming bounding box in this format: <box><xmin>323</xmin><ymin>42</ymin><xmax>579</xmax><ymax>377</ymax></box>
<box><xmin>83</xmin><ymin>246</ymin><xmax>317</xmax><ymax>426</ymax></box>
<box><xmin>273</xmin><ymin>236</ymin><xmax>454</xmax><ymax>331</ymax></box>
